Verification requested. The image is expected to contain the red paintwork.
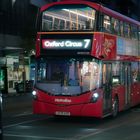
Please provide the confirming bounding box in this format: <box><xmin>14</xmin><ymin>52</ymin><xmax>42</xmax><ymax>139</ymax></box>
<box><xmin>112</xmin><ymin>85</ymin><xmax>125</xmax><ymax>111</ymax></box>
<box><xmin>33</xmin><ymin>89</ymin><xmax>103</xmax><ymax>118</ymax></box>
<box><xmin>33</xmin><ymin>82</ymin><xmax>140</xmax><ymax>117</ymax></box>
<box><xmin>92</xmin><ymin>33</ymin><xmax>116</xmax><ymax>60</ymax></box>
<box><xmin>92</xmin><ymin>32</ymin><xmax>140</xmax><ymax>61</ymax></box>
<box><xmin>33</xmin><ymin>101</ymin><xmax>103</xmax><ymax>117</ymax></box>
<box><xmin>111</xmin><ymin>83</ymin><xmax>140</xmax><ymax>112</ymax></box>
<box><xmin>131</xmin><ymin>83</ymin><xmax>140</xmax><ymax>106</ymax></box>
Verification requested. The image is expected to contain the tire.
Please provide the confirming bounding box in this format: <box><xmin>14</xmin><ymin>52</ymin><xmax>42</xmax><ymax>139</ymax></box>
<box><xmin>112</xmin><ymin>97</ymin><xmax>119</xmax><ymax>117</ymax></box>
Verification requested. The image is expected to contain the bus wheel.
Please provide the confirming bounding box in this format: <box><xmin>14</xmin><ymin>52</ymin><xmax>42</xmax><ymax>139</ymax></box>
<box><xmin>112</xmin><ymin>97</ymin><xmax>119</xmax><ymax>117</ymax></box>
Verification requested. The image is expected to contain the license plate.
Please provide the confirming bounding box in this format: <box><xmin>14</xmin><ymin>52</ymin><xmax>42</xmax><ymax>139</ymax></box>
<box><xmin>55</xmin><ymin>111</ymin><xmax>70</xmax><ymax>116</ymax></box>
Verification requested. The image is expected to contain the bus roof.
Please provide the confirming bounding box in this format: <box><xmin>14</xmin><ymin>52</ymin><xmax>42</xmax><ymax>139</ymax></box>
<box><xmin>40</xmin><ymin>0</ymin><xmax>140</xmax><ymax>26</ymax></box>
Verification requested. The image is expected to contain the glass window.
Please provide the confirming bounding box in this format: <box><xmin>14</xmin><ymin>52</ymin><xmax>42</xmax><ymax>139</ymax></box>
<box><xmin>138</xmin><ymin>27</ymin><xmax>140</xmax><ymax>40</ymax></box>
<box><xmin>112</xmin><ymin>62</ymin><xmax>124</xmax><ymax>85</ymax></box>
<box><xmin>37</xmin><ymin>59</ymin><xmax>46</xmax><ymax>81</ymax></box>
<box><xmin>42</xmin><ymin>15</ymin><xmax>53</xmax><ymax>30</ymax></box>
<box><xmin>102</xmin><ymin>63</ymin><xmax>112</xmax><ymax>84</ymax></box>
<box><xmin>120</xmin><ymin>21</ymin><xmax>124</xmax><ymax>37</ymax></box>
<box><xmin>103</xmin><ymin>15</ymin><xmax>111</xmax><ymax>33</ymax></box>
<box><xmin>36</xmin><ymin>57</ymin><xmax>101</xmax><ymax>95</ymax></box>
<box><xmin>102</xmin><ymin>64</ymin><xmax>107</xmax><ymax>84</ymax></box>
<box><xmin>124</xmin><ymin>23</ymin><xmax>131</xmax><ymax>38</ymax></box>
<box><xmin>131</xmin><ymin>25</ymin><xmax>138</xmax><ymax>40</ymax></box>
<box><xmin>111</xmin><ymin>18</ymin><xmax>120</xmax><ymax>35</ymax></box>
<box><xmin>42</xmin><ymin>5</ymin><xmax>96</xmax><ymax>31</ymax></box>
<box><xmin>103</xmin><ymin>62</ymin><xmax>124</xmax><ymax>85</ymax></box>
<box><xmin>112</xmin><ymin>62</ymin><xmax>120</xmax><ymax>76</ymax></box>
<box><xmin>131</xmin><ymin>62</ymin><xmax>139</xmax><ymax>82</ymax></box>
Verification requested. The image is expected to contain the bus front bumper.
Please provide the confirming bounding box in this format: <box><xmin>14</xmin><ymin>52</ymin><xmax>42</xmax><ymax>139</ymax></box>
<box><xmin>33</xmin><ymin>100</ymin><xmax>103</xmax><ymax>118</ymax></box>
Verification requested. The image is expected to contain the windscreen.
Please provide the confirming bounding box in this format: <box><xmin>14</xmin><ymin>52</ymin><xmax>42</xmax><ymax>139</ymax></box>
<box><xmin>35</xmin><ymin>57</ymin><xmax>101</xmax><ymax>96</ymax></box>
<box><xmin>41</xmin><ymin>4</ymin><xmax>96</xmax><ymax>31</ymax></box>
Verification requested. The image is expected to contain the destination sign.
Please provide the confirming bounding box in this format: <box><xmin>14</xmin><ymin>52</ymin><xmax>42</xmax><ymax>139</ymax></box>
<box><xmin>42</xmin><ymin>39</ymin><xmax>91</xmax><ymax>50</ymax></box>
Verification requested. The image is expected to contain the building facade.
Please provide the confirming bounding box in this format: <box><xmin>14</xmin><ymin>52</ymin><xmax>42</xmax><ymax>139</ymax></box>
<box><xmin>0</xmin><ymin>0</ymin><xmax>37</xmax><ymax>94</ymax></box>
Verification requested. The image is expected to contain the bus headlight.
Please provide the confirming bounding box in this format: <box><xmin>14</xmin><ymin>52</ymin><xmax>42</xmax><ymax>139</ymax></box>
<box><xmin>91</xmin><ymin>92</ymin><xmax>99</xmax><ymax>103</ymax></box>
<box><xmin>32</xmin><ymin>90</ymin><xmax>37</xmax><ymax>99</ymax></box>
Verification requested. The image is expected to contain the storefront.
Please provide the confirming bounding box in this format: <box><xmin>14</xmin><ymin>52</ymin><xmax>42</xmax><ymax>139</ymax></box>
<box><xmin>6</xmin><ymin>55</ymin><xmax>30</xmax><ymax>94</ymax></box>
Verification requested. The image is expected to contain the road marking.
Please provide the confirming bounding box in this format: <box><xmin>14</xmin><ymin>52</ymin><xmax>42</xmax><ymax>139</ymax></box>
<box><xmin>131</xmin><ymin>108</ymin><xmax>140</xmax><ymax>113</ymax></box>
<box><xmin>3</xmin><ymin>118</ymin><xmax>47</xmax><ymax>129</ymax></box>
<box><xmin>4</xmin><ymin>133</ymin><xmax>66</xmax><ymax>140</ymax></box>
<box><xmin>13</xmin><ymin>111</ymin><xmax>32</xmax><ymax>117</ymax></box>
<box><xmin>77</xmin><ymin>116</ymin><xmax>140</xmax><ymax>140</ymax></box>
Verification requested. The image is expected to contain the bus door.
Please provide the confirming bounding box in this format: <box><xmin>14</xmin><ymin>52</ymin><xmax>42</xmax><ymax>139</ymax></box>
<box><xmin>124</xmin><ymin>63</ymin><xmax>131</xmax><ymax>106</ymax></box>
<box><xmin>102</xmin><ymin>63</ymin><xmax>112</xmax><ymax>115</ymax></box>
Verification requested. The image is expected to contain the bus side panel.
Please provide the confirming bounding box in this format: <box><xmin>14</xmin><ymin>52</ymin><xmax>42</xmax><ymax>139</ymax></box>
<box><xmin>92</xmin><ymin>33</ymin><xmax>117</xmax><ymax>60</ymax></box>
<box><xmin>33</xmin><ymin>100</ymin><xmax>48</xmax><ymax>114</ymax></box>
<box><xmin>112</xmin><ymin>85</ymin><xmax>125</xmax><ymax>111</ymax></box>
<box><xmin>92</xmin><ymin>33</ymin><xmax>103</xmax><ymax>58</ymax></box>
<box><xmin>81</xmin><ymin>99</ymin><xmax>103</xmax><ymax>118</ymax></box>
<box><xmin>131</xmin><ymin>82</ymin><xmax>140</xmax><ymax>106</ymax></box>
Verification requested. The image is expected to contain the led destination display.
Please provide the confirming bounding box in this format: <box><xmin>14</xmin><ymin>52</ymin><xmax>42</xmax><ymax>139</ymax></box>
<box><xmin>42</xmin><ymin>39</ymin><xmax>91</xmax><ymax>50</ymax></box>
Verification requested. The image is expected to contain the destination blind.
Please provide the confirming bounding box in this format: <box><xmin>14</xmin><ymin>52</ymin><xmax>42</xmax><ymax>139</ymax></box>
<box><xmin>42</xmin><ymin>39</ymin><xmax>91</xmax><ymax>50</ymax></box>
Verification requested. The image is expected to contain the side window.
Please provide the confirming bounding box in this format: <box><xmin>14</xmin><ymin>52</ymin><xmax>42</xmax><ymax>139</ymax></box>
<box><xmin>59</xmin><ymin>20</ymin><xmax>65</xmax><ymax>30</ymax></box>
<box><xmin>124</xmin><ymin>23</ymin><xmax>131</xmax><ymax>38</ymax></box>
<box><xmin>37</xmin><ymin>61</ymin><xmax>46</xmax><ymax>81</ymax></box>
<box><xmin>103</xmin><ymin>15</ymin><xmax>111</xmax><ymax>33</ymax></box>
<box><xmin>102</xmin><ymin>64</ymin><xmax>107</xmax><ymax>85</ymax></box>
<box><xmin>111</xmin><ymin>18</ymin><xmax>120</xmax><ymax>35</ymax></box>
<box><xmin>131</xmin><ymin>62</ymin><xmax>139</xmax><ymax>82</ymax></box>
<box><xmin>112</xmin><ymin>62</ymin><xmax>120</xmax><ymax>76</ymax></box>
<box><xmin>54</xmin><ymin>18</ymin><xmax>60</xmax><ymax>30</ymax></box>
<box><xmin>66</xmin><ymin>21</ymin><xmax>70</xmax><ymax>30</ymax></box>
<box><xmin>112</xmin><ymin>62</ymin><xmax>122</xmax><ymax>85</ymax></box>
<box><xmin>131</xmin><ymin>25</ymin><xmax>138</xmax><ymax>40</ymax></box>
<box><xmin>138</xmin><ymin>27</ymin><xmax>140</xmax><ymax>41</ymax></box>
<box><xmin>120</xmin><ymin>21</ymin><xmax>124</xmax><ymax>37</ymax></box>
<box><xmin>42</xmin><ymin>15</ymin><xmax>53</xmax><ymax>31</ymax></box>
<box><xmin>102</xmin><ymin>63</ymin><xmax>112</xmax><ymax>85</ymax></box>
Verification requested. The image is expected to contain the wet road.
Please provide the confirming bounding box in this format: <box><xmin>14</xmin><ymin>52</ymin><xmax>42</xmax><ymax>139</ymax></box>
<box><xmin>2</xmin><ymin>93</ymin><xmax>140</xmax><ymax>140</ymax></box>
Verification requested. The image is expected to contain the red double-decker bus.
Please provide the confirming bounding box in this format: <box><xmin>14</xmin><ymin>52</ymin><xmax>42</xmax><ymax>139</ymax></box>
<box><xmin>32</xmin><ymin>0</ymin><xmax>140</xmax><ymax>118</ymax></box>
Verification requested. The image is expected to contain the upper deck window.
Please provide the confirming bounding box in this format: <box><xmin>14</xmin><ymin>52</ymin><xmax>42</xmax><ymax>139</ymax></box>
<box><xmin>103</xmin><ymin>15</ymin><xmax>111</xmax><ymax>33</ymax></box>
<box><xmin>111</xmin><ymin>18</ymin><xmax>120</xmax><ymax>35</ymax></box>
<box><xmin>138</xmin><ymin>27</ymin><xmax>140</xmax><ymax>40</ymax></box>
<box><xmin>124</xmin><ymin>23</ymin><xmax>131</xmax><ymax>38</ymax></box>
<box><xmin>41</xmin><ymin>5</ymin><xmax>96</xmax><ymax>31</ymax></box>
<box><xmin>131</xmin><ymin>25</ymin><xmax>138</xmax><ymax>40</ymax></box>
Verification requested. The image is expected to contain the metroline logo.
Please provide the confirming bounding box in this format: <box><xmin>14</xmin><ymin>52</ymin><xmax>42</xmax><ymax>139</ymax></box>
<box><xmin>42</xmin><ymin>39</ymin><xmax>91</xmax><ymax>50</ymax></box>
<box><xmin>55</xmin><ymin>98</ymin><xmax>72</xmax><ymax>103</ymax></box>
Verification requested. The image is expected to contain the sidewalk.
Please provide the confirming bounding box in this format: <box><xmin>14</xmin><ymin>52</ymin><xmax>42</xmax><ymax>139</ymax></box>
<box><xmin>2</xmin><ymin>91</ymin><xmax>32</xmax><ymax>117</ymax></box>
